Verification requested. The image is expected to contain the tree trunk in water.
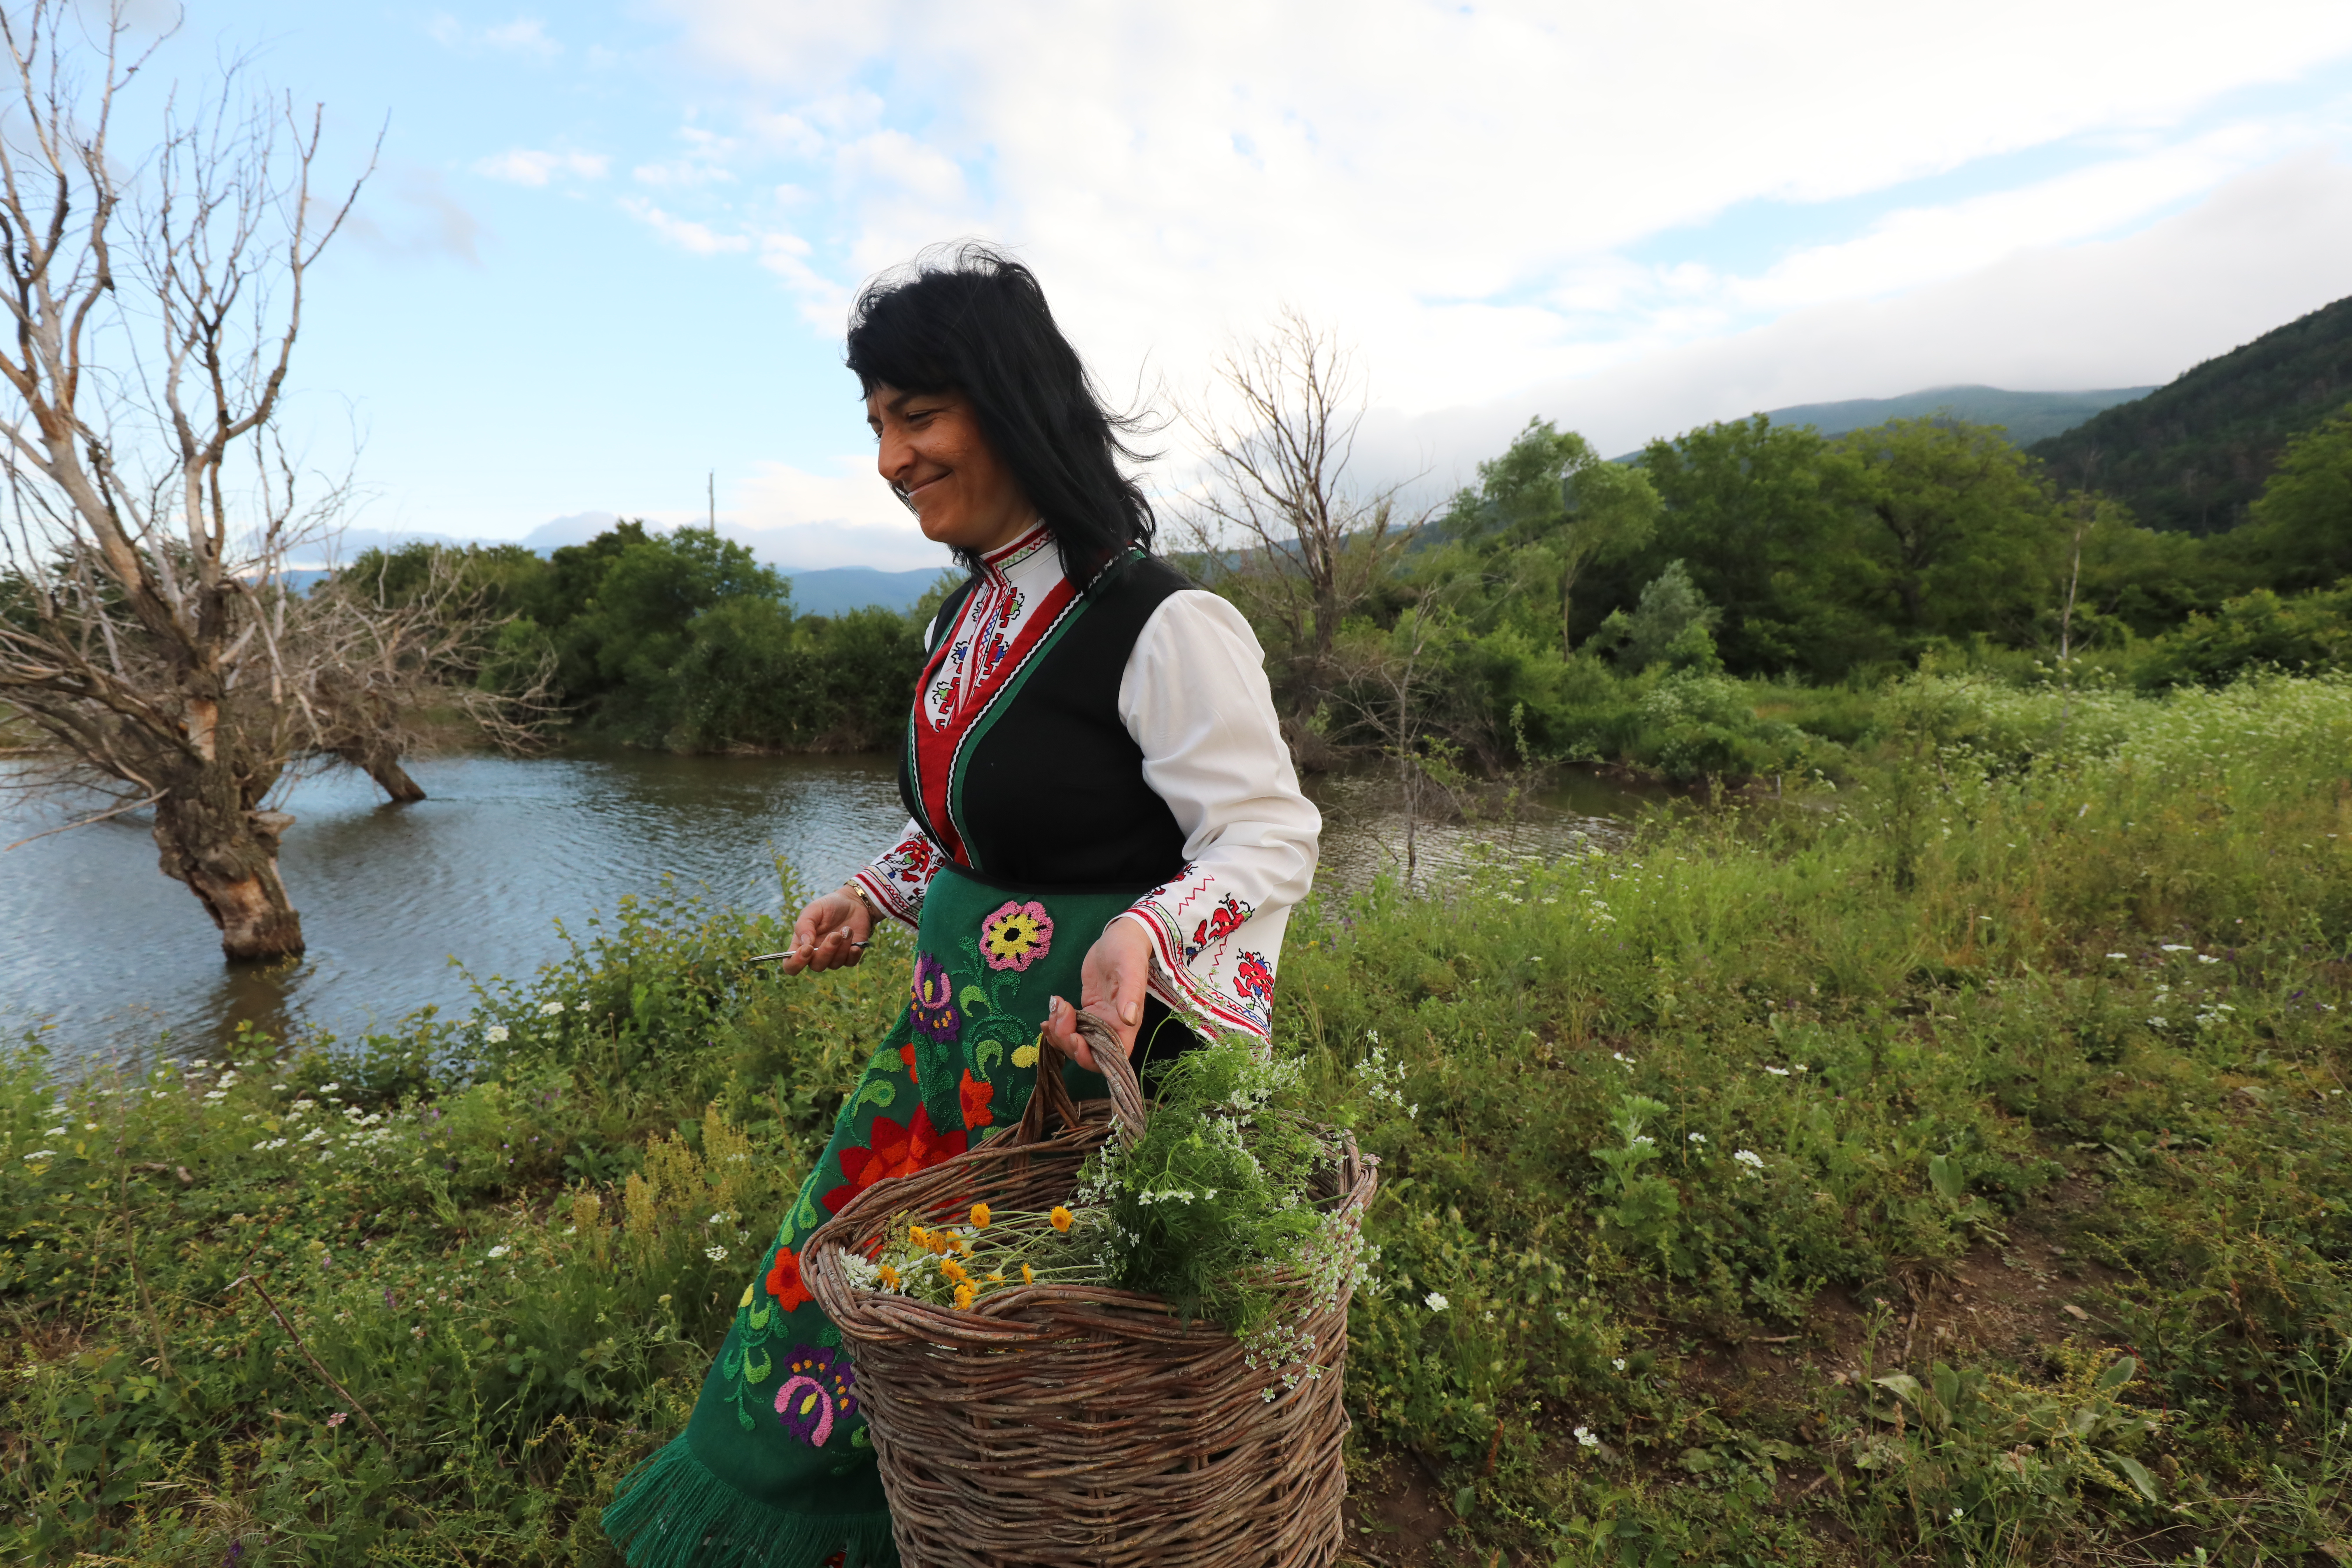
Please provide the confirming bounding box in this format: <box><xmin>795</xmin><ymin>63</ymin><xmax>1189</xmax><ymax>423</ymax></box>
<box><xmin>350</xmin><ymin>747</ymin><xmax>426</xmax><ymax>804</ymax></box>
<box><xmin>152</xmin><ymin>776</ymin><xmax>305</xmax><ymax>961</ymax></box>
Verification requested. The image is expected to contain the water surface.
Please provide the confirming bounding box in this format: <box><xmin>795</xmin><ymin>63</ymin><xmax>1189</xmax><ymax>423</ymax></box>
<box><xmin>0</xmin><ymin>751</ymin><xmax>1650</xmax><ymax>1069</ymax></box>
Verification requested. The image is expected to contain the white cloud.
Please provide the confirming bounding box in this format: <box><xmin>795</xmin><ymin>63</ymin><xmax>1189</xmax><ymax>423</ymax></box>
<box><xmin>619</xmin><ymin>197</ymin><xmax>751</xmax><ymax>254</ymax></box>
<box><xmin>428</xmin><ymin>14</ymin><xmax>562</xmax><ymax>60</ymax></box>
<box><xmin>728</xmin><ymin>456</ymin><xmax>943</xmax><ymax>570</ymax></box>
<box><xmin>631</xmin><ymin>0</ymin><xmax>2352</xmax><ymax>426</ymax></box>
<box><xmin>1359</xmin><ymin>151</ymin><xmax>2352</xmax><ymax>487</ymax></box>
<box><xmin>473</xmin><ymin>149</ymin><xmax>611</xmax><ymax>187</ymax></box>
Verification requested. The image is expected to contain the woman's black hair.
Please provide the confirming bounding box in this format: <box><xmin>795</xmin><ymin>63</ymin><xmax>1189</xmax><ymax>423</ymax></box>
<box><xmin>845</xmin><ymin>241</ymin><xmax>1155</xmax><ymax>576</ymax></box>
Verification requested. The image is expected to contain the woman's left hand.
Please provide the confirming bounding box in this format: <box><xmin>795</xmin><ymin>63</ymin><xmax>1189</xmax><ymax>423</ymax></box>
<box><xmin>1045</xmin><ymin>918</ymin><xmax>1154</xmax><ymax>1072</ymax></box>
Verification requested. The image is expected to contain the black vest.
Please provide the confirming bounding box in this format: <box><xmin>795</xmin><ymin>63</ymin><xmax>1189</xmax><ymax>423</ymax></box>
<box><xmin>901</xmin><ymin>553</ymin><xmax>1194</xmax><ymax>891</ymax></box>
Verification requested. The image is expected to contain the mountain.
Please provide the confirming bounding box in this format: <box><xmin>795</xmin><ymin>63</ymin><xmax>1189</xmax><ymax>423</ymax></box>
<box><xmin>1759</xmin><ymin>385</ymin><xmax>2155</xmax><ymax>446</ymax></box>
<box><xmin>2028</xmin><ymin>293</ymin><xmax>2352</xmax><ymax>534</ymax></box>
<box><xmin>783</xmin><ymin>565</ymin><xmax>951</xmax><ymax>617</ymax></box>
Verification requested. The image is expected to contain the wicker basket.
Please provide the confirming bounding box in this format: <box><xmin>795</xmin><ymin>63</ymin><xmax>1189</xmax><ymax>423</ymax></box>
<box><xmin>802</xmin><ymin>1018</ymin><xmax>1375</xmax><ymax>1568</ymax></box>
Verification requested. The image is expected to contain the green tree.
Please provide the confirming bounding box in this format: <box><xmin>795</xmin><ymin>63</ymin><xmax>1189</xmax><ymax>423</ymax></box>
<box><xmin>2225</xmin><ymin>402</ymin><xmax>2352</xmax><ymax>593</ymax></box>
<box><xmin>1636</xmin><ymin>415</ymin><xmax>1881</xmax><ymax>677</ymax></box>
<box><xmin>555</xmin><ymin>527</ymin><xmax>787</xmax><ymax>741</ymax></box>
<box><xmin>1836</xmin><ymin>418</ymin><xmax>2066</xmax><ymax>648</ymax></box>
<box><xmin>1440</xmin><ymin>418</ymin><xmax>1660</xmax><ymax>657</ymax></box>
<box><xmin>1589</xmin><ymin>560</ymin><xmax>1724</xmax><ymax>674</ymax></box>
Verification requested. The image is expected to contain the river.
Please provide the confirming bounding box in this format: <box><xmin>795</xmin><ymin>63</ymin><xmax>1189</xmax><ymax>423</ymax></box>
<box><xmin>0</xmin><ymin>751</ymin><xmax>1653</xmax><ymax>1071</ymax></box>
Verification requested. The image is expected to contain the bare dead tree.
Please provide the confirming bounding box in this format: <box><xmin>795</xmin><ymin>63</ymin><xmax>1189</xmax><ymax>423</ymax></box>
<box><xmin>0</xmin><ymin>5</ymin><xmax>550</xmax><ymax>959</ymax></box>
<box><xmin>1179</xmin><ymin>309</ymin><xmax>1427</xmax><ymax>731</ymax></box>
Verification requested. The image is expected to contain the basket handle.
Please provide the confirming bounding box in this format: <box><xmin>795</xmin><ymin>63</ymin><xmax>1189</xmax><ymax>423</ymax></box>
<box><xmin>1009</xmin><ymin>1008</ymin><xmax>1150</xmax><ymax>1148</ymax></box>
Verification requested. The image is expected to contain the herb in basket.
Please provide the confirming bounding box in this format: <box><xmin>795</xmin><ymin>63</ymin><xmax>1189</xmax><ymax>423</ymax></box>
<box><xmin>845</xmin><ymin>1035</ymin><xmax>1374</xmax><ymax>1394</ymax></box>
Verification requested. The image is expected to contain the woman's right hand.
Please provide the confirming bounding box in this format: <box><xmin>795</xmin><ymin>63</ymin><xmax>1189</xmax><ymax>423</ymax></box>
<box><xmin>781</xmin><ymin>888</ymin><xmax>875</xmax><ymax>974</ymax></box>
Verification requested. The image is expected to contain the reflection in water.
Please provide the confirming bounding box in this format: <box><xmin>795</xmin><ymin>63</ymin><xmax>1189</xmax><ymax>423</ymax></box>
<box><xmin>0</xmin><ymin>751</ymin><xmax>1652</xmax><ymax>1070</ymax></box>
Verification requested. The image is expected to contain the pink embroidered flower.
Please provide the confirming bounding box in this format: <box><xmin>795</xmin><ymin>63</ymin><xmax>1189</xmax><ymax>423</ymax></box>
<box><xmin>980</xmin><ymin>901</ymin><xmax>1054</xmax><ymax>972</ymax></box>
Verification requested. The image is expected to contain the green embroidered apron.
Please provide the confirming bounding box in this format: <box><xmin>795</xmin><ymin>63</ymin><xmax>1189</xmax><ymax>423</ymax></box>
<box><xmin>601</xmin><ymin>864</ymin><xmax>1141</xmax><ymax>1568</ymax></box>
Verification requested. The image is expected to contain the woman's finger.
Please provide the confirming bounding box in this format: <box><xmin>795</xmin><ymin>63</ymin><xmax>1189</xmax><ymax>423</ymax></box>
<box><xmin>1046</xmin><ymin>995</ymin><xmax>1095</xmax><ymax>1072</ymax></box>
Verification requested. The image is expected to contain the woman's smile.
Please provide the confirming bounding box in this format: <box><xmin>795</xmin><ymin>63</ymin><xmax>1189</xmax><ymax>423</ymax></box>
<box><xmin>866</xmin><ymin>384</ymin><xmax>1035</xmax><ymax>555</ymax></box>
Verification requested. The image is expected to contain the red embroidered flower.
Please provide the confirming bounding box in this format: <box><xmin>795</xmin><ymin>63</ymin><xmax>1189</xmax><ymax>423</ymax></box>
<box><xmin>959</xmin><ymin>1068</ymin><xmax>995</xmax><ymax>1130</ymax></box>
<box><xmin>824</xmin><ymin>1107</ymin><xmax>968</xmax><ymax>1213</ymax></box>
<box><xmin>765</xmin><ymin>1243</ymin><xmax>812</xmax><ymax>1312</ymax></box>
<box><xmin>1234</xmin><ymin>951</ymin><xmax>1274</xmax><ymax>1009</ymax></box>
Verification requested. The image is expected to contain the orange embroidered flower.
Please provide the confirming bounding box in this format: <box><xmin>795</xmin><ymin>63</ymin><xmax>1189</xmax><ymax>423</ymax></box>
<box><xmin>959</xmin><ymin>1069</ymin><xmax>995</xmax><ymax>1130</ymax></box>
<box><xmin>765</xmin><ymin>1244</ymin><xmax>812</xmax><ymax>1312</ymax></box>
<box><xmin>899</xmin><ymin>1041</ymin><xmax>919</xmax><ymax>1083</ymax></box>
<box><xmin>1049</xmin><ymin>1206</ymin><xmax>1073</xmax><ymax>1233</ymax></box>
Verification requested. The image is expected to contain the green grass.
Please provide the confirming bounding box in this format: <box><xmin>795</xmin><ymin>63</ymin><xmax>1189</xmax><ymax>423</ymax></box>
<box><xmin>7</xmin><ymin>673</ymin><xmax>2352</xmax><ymax>1565</ymax></box>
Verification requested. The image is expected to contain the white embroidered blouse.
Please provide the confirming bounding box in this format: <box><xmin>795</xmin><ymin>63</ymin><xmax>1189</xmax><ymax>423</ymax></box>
<box><xmin>849</xmin><ymin>525</ymin><xmax>1320</xmax><ymax>1044</ymax></box>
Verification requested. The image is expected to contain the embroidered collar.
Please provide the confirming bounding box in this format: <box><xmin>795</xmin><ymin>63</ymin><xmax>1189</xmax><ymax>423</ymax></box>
<box><xmin>976</xmin><ymin>523</ymin><xmax>1054</xmax><ymax>588</ymax></box>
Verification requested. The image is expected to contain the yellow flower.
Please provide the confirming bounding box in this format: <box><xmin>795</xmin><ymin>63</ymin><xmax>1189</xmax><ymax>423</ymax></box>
<box><xmin>1049</xmin><ymin>1205</ymin><xmax>1073</xmax><ymax>1233</ymax></box>
<box><xmin>908</xmin><ymin>1225</ymin><xmax>931</xmax><ymax>1251</ymax></box>
<box><xmin>940</xmin><ymin>1259</ymin><xmax>969</xmax><ymax>1284</ymax></box>
<box><xmin>875</xmin><ymin>1264</ymin><xmax>901</xmax><ymax>1290</ymax></box>
<box><xmin>986</xmin><ymin>1271</ymin><xmax>1006</xmax><ymax>1284</ymax></box>
<box><xmin>1013</xmin><ymin>1039</ymin><xmax>1040</xmax><ymax>1069</ymax></box>
<box><xmin>970</xmin><ymin>1203</ymin><xmax>992</xmax><ymax>1229</ymax></box>
<box><xmin>953</xmin><ymin>1282</ymin><xmax>975</xmax><ymax>1311</ymax></box>
<box><xmin>1021</xmin><ymin>1263</ymin><xmax>1035</xmax><ymax>1285</ymax></box>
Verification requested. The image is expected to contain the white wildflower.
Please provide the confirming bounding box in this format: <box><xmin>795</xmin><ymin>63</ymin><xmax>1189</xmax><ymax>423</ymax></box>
<box><xmin>707</xmin><ymin>1212</ymin><xmax>731</xmax><ymax>1227</ymax></box>
<box><xmin>1612</xmin><ymin>1357</ymin><xmax>1628</xmax><ymax>1372</ymax></box>
<box><xmin>705</xmin><ymin>1245</ymin><xmax>728</xmax><ymax>1262</ymax></box>
<box><xmin>2197</xmin><ymin>953</ymin><xmax>2220</xmax><ymax>965</ymax></box>
<box><xmin>1424</xmin><ymin>1292</ymin><xmax>1449</xmax><ymax>1311</ymax></box>
<box><xmin>1612</xmin><ymin>1052</ymin><xmax>1634</xmax><ymax>1065</ymax></box>
<box><xmin>2107</xmin><ymin>952</ymin><xmax>2129</xmax><ymax>959</ymax></box>
<box><xmin>319</xmin><ymin>1082</ymin><xmax>341</xmax><ymax>1092</ymax></box>
<box><xmin>23</xmin><ymin>1149</ymin><xmax>55</xmax><ymax>1162</ymax></box>
<box><xmin>1733</xmin><ymin>1149</ymin><xmax>1765</xmax><ymax>1172</ymax></box>
<box><xmin>538</xmin><ymin>1001</ymin><xmax>565</xmax><ymax>1017</ymax></box>
<box><xmin>1631</xmin><ymin>1134</ymin><xmax>1655</xmax><ymax>1146</ymax></box>
<box><xmin>487</xmin><ymin>1245</ymin><xmax>511</xmax><ymax>1260</ymax></box>
<box><xmin>203</xmin><ymin>1090</ymin><xmax>228</xmax><ymax>1102</ymax></box>
<box><xmin>2160</xmin><ymin>944</ymin><xmax>2192</xmax><ymax>953</ymax></box>
<box><xmin>1688</xmin><ymin>1132</ymin><xmax>1707</xmax><ymax>1144</ymax></box>
<box><xmin>44</xmin><ymin>1126</ymin><xmax>65</xmax><ymax>1138</ymax></box>
<box><xmin>1764</xmin><ymin>1066</ymin><xmax>1791</xmax><ymax>1077</ymax></box>
<box><xmin>485</xmin><ymin>1025</ymin><xmax>510</xmax><ymax>1043</ymax></box>
<box><xmin>575</xmin><ymin>1000</ymin><xmax>592</xmax><ymax>1012</ymax></box>
<box><xmin>1575</xmin><ymin>1426</ymin><xmax>1600</xmax><ymax>1449</ymax></box>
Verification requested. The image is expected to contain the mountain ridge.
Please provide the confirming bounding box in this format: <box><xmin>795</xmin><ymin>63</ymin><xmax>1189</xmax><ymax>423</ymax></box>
<box><xmin>2028</xmin><ymin>293</ymin><xmax>2352</xmax><ymax>534</ymax></box>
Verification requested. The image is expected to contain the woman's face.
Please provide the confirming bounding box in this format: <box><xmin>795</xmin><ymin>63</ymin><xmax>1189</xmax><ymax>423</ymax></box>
<box><xmin>866</xmin><ymin>385</ymin><xmax>1037</xmax><ymax>555</ymax></box>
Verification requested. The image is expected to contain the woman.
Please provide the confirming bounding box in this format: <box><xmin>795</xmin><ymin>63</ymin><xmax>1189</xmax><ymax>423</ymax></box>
<box><xmin>602</xmin><ymin>244</ymin><xmax>1320</xmax><ymax>1568</ymax></box>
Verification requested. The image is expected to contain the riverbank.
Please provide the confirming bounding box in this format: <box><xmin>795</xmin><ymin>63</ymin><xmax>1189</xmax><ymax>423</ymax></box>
<box><xmin>5</xmin><ymin>671</ymin><xmax>2351</xmax><ymax>1565</ymax></box>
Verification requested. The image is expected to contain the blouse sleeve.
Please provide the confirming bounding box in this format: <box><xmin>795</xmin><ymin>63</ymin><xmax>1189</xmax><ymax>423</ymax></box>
<box><xmin>1111</xmin><ymin>590</ymin><xmax>1320</xmax><ymax>1036</ymax></box>
<box><xmin>851</xmin><ymin>821</ymin><xmax>945</xmax><ymax>930</ymax></box>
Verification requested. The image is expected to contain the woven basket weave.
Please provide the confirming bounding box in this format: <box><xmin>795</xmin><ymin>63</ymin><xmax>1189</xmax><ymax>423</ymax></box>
<box><xmin>803</xmin><ymin>1017</ymin><xmax>1374</xmax><ymax>1568</ymax></box>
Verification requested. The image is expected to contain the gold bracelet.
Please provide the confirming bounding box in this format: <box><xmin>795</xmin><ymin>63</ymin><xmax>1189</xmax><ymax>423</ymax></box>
<box><xmin>840</xmin><ymin>881</ymin><xmax>881</xmax><ymax>918</ymax></box>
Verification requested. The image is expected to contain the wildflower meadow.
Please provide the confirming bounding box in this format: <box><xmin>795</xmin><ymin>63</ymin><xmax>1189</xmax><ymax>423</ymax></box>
<box><xmin>6</xmin><ymin>670</ymin><xmax>2352</xmax><ymax>1564</ymax></box>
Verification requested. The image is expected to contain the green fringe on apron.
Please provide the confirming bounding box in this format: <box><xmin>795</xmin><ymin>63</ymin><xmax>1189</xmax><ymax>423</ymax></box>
<box><xmin>601</xmin><ymin>864</ymin><xmax>1138</xmax><ymax>1568</ymax></box>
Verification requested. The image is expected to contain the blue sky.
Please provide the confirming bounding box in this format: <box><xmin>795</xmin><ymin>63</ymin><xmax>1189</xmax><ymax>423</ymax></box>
<box><xmin>115</xmin><ymin>1</ymin><xmax>2352</xmax><ymax>570</ymax></box>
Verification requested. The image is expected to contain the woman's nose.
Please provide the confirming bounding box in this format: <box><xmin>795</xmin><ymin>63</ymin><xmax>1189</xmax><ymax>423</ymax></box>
<box><xmin>875</xmin><ymin>426</ymin><xmax>914</xmax><ymax>486</ymax></box>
